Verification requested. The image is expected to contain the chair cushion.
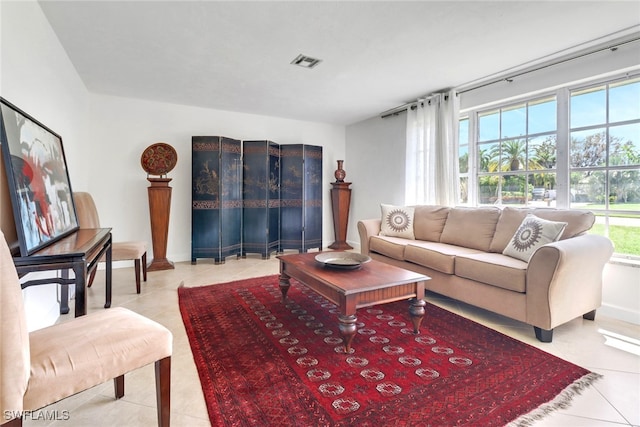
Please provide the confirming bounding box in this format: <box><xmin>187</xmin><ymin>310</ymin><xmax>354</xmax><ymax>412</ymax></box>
<box><xmin>24</xmin><ymin>307</ymin><xmax>172</xmax><ymax>411</ymax></box>
<box><xmin>0</xmin><ymin>230</ymin><xmax>30</xmax><ymax>417</ymax></box>
<box><xmin>111</xmin><ymin>241</ymin><xmax>147</xmax><ymax>261</ymax></box>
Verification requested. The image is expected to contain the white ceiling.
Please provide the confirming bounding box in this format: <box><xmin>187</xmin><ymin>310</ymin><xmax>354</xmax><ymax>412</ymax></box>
<box><xmin>38</xmin><ymin>1</ymin><xmax>640</xmax><ymax>126</ymax></box>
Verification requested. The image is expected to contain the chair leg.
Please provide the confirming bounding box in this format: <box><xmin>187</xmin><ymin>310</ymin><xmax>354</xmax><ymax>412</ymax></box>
<box><xmin>114</xmin><ymin>374</ymin><xmax>125</xmax><ymax>399</ymax></box>
<box><xmin>4</xmin><ymin>417</ymin><xmax>22</xmax><ymax>426</ymax></box>
<box><xmin>134</xmin><ymin>259</ymin><xmax>141</xmax><ymax>294</ymax></box>
<box><xmin>87</xmin><ymin>268</ymin><xmax>97</xmax><ymax>288</ymax></box>
<box><xmin>142</xmin><ymin>252</ymin><xmax>148</xmax><ymax>282</ymax></box>
<box><xmin>155</xmin><ymin>356</ymin><xmax>171</xmax><ymax>427</ymax></box>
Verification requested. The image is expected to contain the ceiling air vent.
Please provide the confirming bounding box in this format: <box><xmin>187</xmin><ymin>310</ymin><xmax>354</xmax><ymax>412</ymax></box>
<box><xmin>291</xmin><ymin>54</ymin><xmax>322</xmax><ymax>69</ymax></box>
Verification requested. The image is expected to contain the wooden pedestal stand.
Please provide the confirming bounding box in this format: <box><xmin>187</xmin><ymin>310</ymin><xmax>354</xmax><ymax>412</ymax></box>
<box><xmin>329</xmin><ymin>181</ymin><xmax>353</xmax><ymax>250</ymax></box>
<box><xmin>147</xmin><ymin>177</ymin><xmax>175</xmax><ymax>271</ymax></box>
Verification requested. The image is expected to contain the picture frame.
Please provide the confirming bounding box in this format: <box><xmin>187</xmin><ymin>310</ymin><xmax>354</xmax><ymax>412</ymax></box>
<box><xmin>0</xmin><ymin>97</ymin><xmax>78</xmax><ymax>256</ymax></box>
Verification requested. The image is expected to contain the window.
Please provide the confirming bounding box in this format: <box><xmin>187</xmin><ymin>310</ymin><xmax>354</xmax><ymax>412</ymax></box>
<box><xmin>569</xmin><ymin>77</ymin><xmax>640</xmax><ymax>258</ymax></box>
<box><xmin>476</xmin><ymin>97</ymin><xmax>557</xmax><ymax>206</ymax></box>
<box><xmin>463</xmin><ymin>74</ymin><xmax>640</xmax><ymax>258</ymax></box>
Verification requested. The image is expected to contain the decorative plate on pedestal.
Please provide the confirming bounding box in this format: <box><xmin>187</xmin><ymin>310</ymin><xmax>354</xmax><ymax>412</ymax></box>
<box><xmin>141</xmin><ymin>143</ymin><xmax>178</xmax><ymax>176</ymax></box>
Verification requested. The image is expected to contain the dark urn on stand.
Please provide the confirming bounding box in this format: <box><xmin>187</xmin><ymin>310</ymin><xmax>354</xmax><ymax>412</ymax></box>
<box><xmin>141</xmin><ymin>142</ymin><xmax>177</xmax><ymax>271</ymax></box>
<box><xmin>329</xmin><ymin>160</ymin><xmax>353</xmax><ymax>250</ymax></box>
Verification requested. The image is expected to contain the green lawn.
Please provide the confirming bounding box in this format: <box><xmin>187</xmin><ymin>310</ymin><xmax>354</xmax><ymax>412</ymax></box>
<box><xmin>590</xmin><ymin>224</ymin><xmax>640</xmax><ymax>256</ymax></box>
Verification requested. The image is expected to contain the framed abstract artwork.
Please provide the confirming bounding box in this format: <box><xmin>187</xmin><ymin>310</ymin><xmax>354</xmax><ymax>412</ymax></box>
<box><xmin>0</xmin><ymin>97</ymin><xmax>78</xmax><ymax>256</ymax></box>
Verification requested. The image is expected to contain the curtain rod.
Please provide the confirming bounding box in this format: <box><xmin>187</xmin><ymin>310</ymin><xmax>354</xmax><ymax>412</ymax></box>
<box><xmin>379</xmin><ymin>92</ymin><xmax>451</xmax><ymax>119</ymax></box>
<box><xmin>380</xmin><ymin>34</ymin><xmax>640</xmax><ymax>119</ymax></box>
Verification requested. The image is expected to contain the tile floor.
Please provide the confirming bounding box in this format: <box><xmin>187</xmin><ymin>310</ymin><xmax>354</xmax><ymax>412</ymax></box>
<box><xmin>21</xmin><ymin>255</ymin><xmax>640</xmax><ymax>426</ymax></box>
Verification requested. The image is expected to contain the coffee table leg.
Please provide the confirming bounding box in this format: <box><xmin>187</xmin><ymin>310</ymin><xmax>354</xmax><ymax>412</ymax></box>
<box><xmin>339</xmin><ymin>314</ymin><xmax>357</xmax><ymax>353</ymax></box>
<box><xmin>279</xmin><ymin>273</ymin><xmax>291</xmax><ymax>302</ymax></box>
<box><xmin>409</xmin><ymin>298</ymin><xmax>426</xmax><ymax>334</ymax></box>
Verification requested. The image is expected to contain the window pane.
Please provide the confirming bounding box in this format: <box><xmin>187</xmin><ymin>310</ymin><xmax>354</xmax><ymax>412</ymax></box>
<box><xmin>609</xmin><ymin>167</ymin><xmax>640</xmax><ymax>204</ymax></box>
<box><xmin>459</xmin><ymin>177</ymin><xmax>468</xmax><ymax>204</ymax></box>
<box><xmin>459</xmin><ymin>144</ymin><xmax>469</xmax><ymax>173</ymax></box>
<box><xmin>609</xmin><ymin>123</ymin><xmax>640</xmax><ymax>166</ymax></box>
<box><xmin>479</xmin><ymin>175</ymin><xmax>500</xmax><ymax>204</ymax></box>
<box><xmin>610</xmin><ymin>79</ymin><xmax>640</xmax><ymax>123</ymax></box>
<box><xmin>570</xmin><ymin>129</ymin><xmax>607</xmax><ymax>167</ymax></box>
<box><xmin>530</xmin><ymin>172</ymin><xmax>556</xmax><ymax>202</ymax></box>
<box><xmin>459</xmin><ymin>118</ymin><xmax>469</xmax><ymax>143</ymax></box>
<box><xmin>500</xmin><ymin>139</ymin><xmax>527</xmax><ymax>171</ymax></box>
<box><xmin>501</xmin><ymin>104</ymin><xmax>526</xmax><ymax>138</ymax></box>
<box><xmin>502</xmin><ymin>174</ymin><xmax>527</xmax><ymax>205</ymax></box>
<box><xmin>459</xmin><ymin>118</ymin><xmax>469</xmax><ymax>173</ymax></box>
<box><xmin>591</xmin><ymin>216</ymin><xmax>640</xmax><ymax>256</ymax></box>
<box><xmin>529</xmin><ymin>135</ymin><xmax>556</xmax><ymax>169</ymax></box>
<box><xmin>571</xmin><ymin>85</ymin><xmax>606</xmax><ymax>128</ymax></box>
<box><xmin>528</xmin><ymin>97</ymin><xmax>556</xmax><ymax>134</ymax></box>
<box><xmin>479</xmin><ymin>142</ymin><xmax>499</xmax><ymax>172</ymax></box>
<box><xmin>570</xmin><ymin>171</ymin><xmax>606</xmax><ymax>206</ymax></box>
<box><xmin>479</xmin><ymin>110</ymin><xmax>500</xmax><ymax>142</ymax></box>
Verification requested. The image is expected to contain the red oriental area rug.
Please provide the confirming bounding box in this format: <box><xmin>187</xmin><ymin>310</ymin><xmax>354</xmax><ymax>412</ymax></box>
<box><xmin>178</xmin><ymin>275</ymin><xmax>600</xmax><ymax>426</ymax></box>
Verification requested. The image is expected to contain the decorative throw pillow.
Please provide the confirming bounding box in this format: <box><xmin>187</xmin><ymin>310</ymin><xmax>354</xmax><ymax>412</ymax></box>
<box><xmin>379</xmin><ymin>204</ymin><xmax>415</xmax><ymax>239</ymax></box>
<box><xmin>503</xmin><ymin>214</ymin><xmax>567</xmax><ymax>262</ymax></box>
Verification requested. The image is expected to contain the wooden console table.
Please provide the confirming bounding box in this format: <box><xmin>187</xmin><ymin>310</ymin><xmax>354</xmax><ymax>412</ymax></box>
<box><xmin>12</xmin><ymin>228</ymin><xmax>112</xmax><ymax>317</ymax></box>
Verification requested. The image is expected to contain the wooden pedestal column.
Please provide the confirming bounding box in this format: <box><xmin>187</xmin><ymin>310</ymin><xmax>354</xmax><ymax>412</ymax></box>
<box><xmin>329</xmin><ymin>182</ymin><xmax>353</xmax><ymax>250</ymax></box>
<box><xmin>147</xmin><ymin>177</ymin><xmax>175</xmax><ymax>271</ymax></box>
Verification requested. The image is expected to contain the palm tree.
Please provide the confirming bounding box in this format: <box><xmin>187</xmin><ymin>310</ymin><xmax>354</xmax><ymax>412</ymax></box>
<box><xmin>500</xmin><ymin>139</ymin><xmax>527</xmax><ymax>171</ymax></box>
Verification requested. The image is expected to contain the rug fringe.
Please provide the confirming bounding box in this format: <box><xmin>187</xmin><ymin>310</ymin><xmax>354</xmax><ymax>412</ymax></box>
<box><xmin>506</xmin><ymin>372</ymin><xmax>603</xmax><ymax>427</ymax></box>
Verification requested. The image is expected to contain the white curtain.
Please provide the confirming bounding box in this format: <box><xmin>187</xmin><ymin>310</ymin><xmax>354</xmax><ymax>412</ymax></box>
<box><xmin>405</xmin><ymin>89</ymin><xmax>460</xmax><ymax>206</ymax></box>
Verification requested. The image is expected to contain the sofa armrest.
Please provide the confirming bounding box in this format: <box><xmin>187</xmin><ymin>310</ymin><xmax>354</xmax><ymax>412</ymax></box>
<box><xmin>357</xmin><ymin>219</ymin><xmax>382</xmax><ymax>255</ymax></box>
<box><xmin>526</xmin><ymin>234</ymin><xmax>614</xmax><ymax>330</ymax></box>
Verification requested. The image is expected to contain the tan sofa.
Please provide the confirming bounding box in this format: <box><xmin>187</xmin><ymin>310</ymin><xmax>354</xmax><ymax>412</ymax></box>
<box><xmin>357</xmin><ymin>206</ymin><xmax>614</xmax><ymax>342</ymax></box>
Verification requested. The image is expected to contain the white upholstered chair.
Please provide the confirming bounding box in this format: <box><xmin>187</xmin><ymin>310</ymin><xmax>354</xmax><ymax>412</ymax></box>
<box><xmin>73</xmin><ymin>192</ymin><xmax>147</xmax><ymax>294</ymax></box>
<box><xmin>0</xmin><ymin>230</ymin><xmax>172</xmax><ymax>426</ymax></box>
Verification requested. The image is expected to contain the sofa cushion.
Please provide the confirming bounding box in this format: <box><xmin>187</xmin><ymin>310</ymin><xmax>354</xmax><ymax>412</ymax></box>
<box><xmin>455</xmin><ymin>252</ymin><xmax>528</xmax><ymax>293</ymax></box>
<box><xmin>503</xmin><ymin>214</ymin><xmax>567</xmax><ymax>262</ymax></box>
<box><xmin>532</xmin><ymin>208</ymin><xmax>594</xmax><ymax>239</ymax></box>
<box><xmin>440</xmin><ymin>207</ymin><xmax>501</xmax><ymax>251</ymax></box>
<box><xmin>413</xmin><ymin>205</ymin><xmax>451</xmax><ymax>242</ymax></box>
<box><xmin>405</xmin><ymin>242</ymin><xmax>483</xmax><ymax>274</ymax></box>
<box><xmin>379</xmin><ymin>204</ymin><xmax>415</xmax><ymax>239</ymax></box>
<box><xmin>489</xmin><ymin>207</ymin><xmax>533</xmax><ymax>253</ymax></box>
<box><xmin>369</xmin><ymin>235</ymin><xmax>410</xmax><ymax>260</ymax></box>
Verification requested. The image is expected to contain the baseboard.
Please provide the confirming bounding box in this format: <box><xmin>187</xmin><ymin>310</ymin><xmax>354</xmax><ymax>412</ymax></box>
<box><xmin>599</xmin><ymin>302</ymin><xmax>640</xmax><ymax>325</ymax></box>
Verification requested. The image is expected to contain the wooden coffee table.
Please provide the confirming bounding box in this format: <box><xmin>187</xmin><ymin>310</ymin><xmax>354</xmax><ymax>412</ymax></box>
<box><xmin>277</xmin><ymin>252</ymin><xmax>430</xmax><ymax>353</ymax></box>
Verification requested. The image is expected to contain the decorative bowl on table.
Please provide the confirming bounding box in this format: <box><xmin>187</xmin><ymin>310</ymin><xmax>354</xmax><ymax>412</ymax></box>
<box><xmin>315</xmin><ymin>252</ymin><xmax>371</xmax><ymax>270</ymax></box>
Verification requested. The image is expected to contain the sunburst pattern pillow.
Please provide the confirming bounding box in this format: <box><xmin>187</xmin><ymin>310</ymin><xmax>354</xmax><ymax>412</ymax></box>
<box><xmin>380</xmin><ymin>204</ymin><xmax>415</xmax><ymax>239</ymax></box>
<box><xmin>503</xmin><ymin>214</ymin><xmax>567</xmax><ymax>262</ymax></box>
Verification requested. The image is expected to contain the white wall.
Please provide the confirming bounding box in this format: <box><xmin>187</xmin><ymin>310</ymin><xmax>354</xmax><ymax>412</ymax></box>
<box><xmin>345</xmin><ymin>113</ymin><xmax>406</xmax><ymax>247</ymax></box>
